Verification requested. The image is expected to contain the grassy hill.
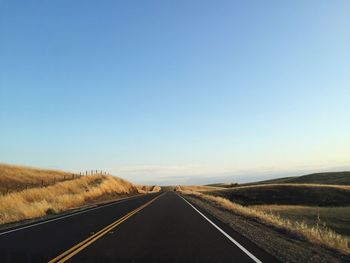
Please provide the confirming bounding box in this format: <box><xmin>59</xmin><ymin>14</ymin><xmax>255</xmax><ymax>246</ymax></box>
<box><xmin>0</xmin><ymin>164</ymin><xmax>150</xmax><ymax>225</ymax></box>
<box><xmin>136</xmin><ymin>185</ymin><xmax>162</xmax><ymax>193</ymax></box>
<box><xmin>203</xmin><ymin>171</ymin><xmax>350</xmax><ymax>206</ymax></box>
<box><xmin>0</xmin><ymin>164</ymin><xmax>75</xmax><ymax>193</ymax></box>
<box><xmin>206</xmin><ymin>183</ymin><xmax>350</xmax><ymax>206</ymax></box>
<box><xmin>242</xmin><ymin>171</ymin><xmax>350</xmax><ymax>186</ymax></box>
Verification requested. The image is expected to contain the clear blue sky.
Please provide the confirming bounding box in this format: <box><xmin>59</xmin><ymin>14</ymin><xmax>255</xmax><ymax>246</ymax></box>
<box><xmin>1</xmin><ymin>1</ymin><xmax>349</xmax><ymax>184</ymax></box>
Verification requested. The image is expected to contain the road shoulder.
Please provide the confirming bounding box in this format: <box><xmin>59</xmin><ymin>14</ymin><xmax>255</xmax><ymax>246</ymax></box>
<box><xmin>183</xmin><ymin>194</ymin><xmax>348</xmax><ymax>263</ymax></box>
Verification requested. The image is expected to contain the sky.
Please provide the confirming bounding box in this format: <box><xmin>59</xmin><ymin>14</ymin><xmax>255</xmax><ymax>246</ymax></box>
<box><xmin>1</xmin><ymin>1</ymin><xmax>350</xmax><ymax>185</ymax></box>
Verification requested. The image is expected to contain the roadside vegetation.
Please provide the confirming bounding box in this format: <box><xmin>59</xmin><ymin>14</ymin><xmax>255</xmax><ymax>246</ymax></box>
<box><xmin>201</xmin><ymin>180</ymin><xmax>350</xmax><ymax>240</ymax></box>
<box><xmin>251</xmin><ymin>205</ymin><xmax>350</xmax><ymax>239</ymax></box>
<box><xmin>0</xmin><ymin>164</ymin><xmax>160</xmax><ymax>225</ymax></box>
<box><xmin>180</xmin><ymin>189</ymin><xmax>350</xmax><ymax>255</ymax></box>
<box><xmin>0</xmin><ymin>174</ymin><xmax>138</xmax><ymax>224</ymax></box>
<box><xmin>178</xmin><ymin>172</ymin><xmax>350</xmax><ymax>256</ymax></box>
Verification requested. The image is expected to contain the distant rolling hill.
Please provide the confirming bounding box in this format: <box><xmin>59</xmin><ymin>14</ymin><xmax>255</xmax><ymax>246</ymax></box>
<box><xmin>204</xmin><ymin>172</ymin><xmax>350</xmax><ymax>207</ymax></box>
<box><xmin>241</xmin><ymin>171</ymin><xmax>350</xmax><ymax>186</ymax></box>
<box><xmin>206</xmin><ymin>184</ymin><xmax>350</xmax><ymax>206</ymax></box>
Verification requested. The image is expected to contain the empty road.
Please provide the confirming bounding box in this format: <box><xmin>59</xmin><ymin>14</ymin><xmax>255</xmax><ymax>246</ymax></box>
<box><xmin>0</xmin><ymin>191</ymin><xmax>278</xmax><ymax>262</ymax></box>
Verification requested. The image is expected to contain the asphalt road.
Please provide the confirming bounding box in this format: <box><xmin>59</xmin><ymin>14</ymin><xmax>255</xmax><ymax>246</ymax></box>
<box><xmin>0</xmin><ymin>191</ymin><xmax>279</xmax><ymax>263</ymax></box>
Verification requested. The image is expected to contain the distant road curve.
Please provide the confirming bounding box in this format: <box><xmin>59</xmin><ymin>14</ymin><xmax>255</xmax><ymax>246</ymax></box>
<box><xmin>0</xmin><ymin>191</ymin><xmax>279</xmax><ymax>262</ymax></box>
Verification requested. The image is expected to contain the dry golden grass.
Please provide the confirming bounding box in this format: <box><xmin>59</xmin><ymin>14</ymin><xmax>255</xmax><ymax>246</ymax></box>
<box><xmin>181</xmin><ymin>190</ymin><xmax>350</xmax><ymax>255</ymax></box>
<box><xmin>135</xmin><ymin>185</ymin><xmax>161</xmax><ymax>193</ymax></box>
<box><xmin>0</xmin><ymin>174</ymin><xmax>138</xmax><ymax>225</ymax></box>
<box><xmin>0</xmin><ymin>163</ymin><xmax>75</xmax><ymax>192</ymax></box>
<box><xmin>176</xmin><ymin>185</ymin><xmax>223</xmax><ymax>192</ymax></box>
<box><xmin>252</xmin><ymin>205</ymin><xmax>350</xmax><ymax>239</ymax></box>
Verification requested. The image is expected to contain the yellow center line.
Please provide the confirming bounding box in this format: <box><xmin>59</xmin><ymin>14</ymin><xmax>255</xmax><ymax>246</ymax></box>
<box><xmin>48</xmin><ymin>193</ymin><xmax>165</xmax><ymax>263</ymax></box>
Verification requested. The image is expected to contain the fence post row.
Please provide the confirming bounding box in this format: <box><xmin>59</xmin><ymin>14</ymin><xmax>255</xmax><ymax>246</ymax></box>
<box><xmin>1</xmin><ymin>169</ymin><xmax>112</xmax><ymax>196</ymax></box>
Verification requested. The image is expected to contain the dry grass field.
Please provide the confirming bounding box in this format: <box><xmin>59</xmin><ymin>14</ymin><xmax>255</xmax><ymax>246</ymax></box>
<box><xmin>251</xmin><ymin>205</ymin><xmax>350</xmax><ymax>239</ymax></box>
<box><xmin>181</xmin><ymin>190</ymin><xmax>350</xmax><ymax>255</ymax></box>
<box><xmin>182</xmin><ymin>173</ymin><xmax>350</xmax><ymax>255</ymax></box>
<box><xmin>0</xmin><ymin>174</ymin><xmax>139</xmax><ymax>225</ymax></box>
<box><xmin>135</xmin><ymin>185</ymin><xmax>161</xmax><ymax>193</ymax></box>
<box><xmin>206</xmin><ymin>183</ymin><xmax>350</xmax><ymax>206</ymax></box>
<box><xmin>0</xmin><ymin>164</ymin><xmax>161</xmax><ymax>225</ymax></box>
<box><xmin>0</xmin><ymin>164</ymin><xmax>75</xmax><ymax>193</ymax></box>
<box><xmin>203</xmin><ymin>182</ymin><xmax>350</xmax><ymax>242</ymax></box>
<box><xmin>176</xmin><ymin>185</ymin><xmax>224</xmax><ymax>192</ymax></box>
<box><xmin>242</xmin><ymin>171</ymin><xmax>350</xmax><ymax>186</ymax></box>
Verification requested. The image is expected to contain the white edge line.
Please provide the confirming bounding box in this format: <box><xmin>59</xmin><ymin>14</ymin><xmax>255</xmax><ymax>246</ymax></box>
<box><xmin>0</xmin><ymin>194</ymin><xmax>145</xmax><ymax>236</ymax></box>
<box><xmin>178</xmin><ymin>194</ymin><xmax>262</xmax><ymax>263</ymax></box>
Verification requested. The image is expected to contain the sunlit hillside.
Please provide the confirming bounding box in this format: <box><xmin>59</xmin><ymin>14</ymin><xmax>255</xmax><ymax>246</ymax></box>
<box><xmin>0</xmin><ymin>164</ymin><xmax>160</xmax><ymax>225</ymax></box>
<box><xmin>0</xmin><ymin>163</ymin><xmax>75</xmax><ymax>193</ymax></box>
<box><xmin>136</xmin><ymin>185</ymin><xmax>162</xmax><ymax>193</ymax></box>
<box><xmin>0</xmin><ymin>174</ymin><xmax>140</xmax><ymax>225</ymax></box>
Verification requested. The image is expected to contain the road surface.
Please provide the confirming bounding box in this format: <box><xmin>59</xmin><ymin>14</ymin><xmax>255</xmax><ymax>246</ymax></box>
<box><xmin>0</xmin><ymin>191</ymin><xmax>279</xmax><ymax>262</ymax></box>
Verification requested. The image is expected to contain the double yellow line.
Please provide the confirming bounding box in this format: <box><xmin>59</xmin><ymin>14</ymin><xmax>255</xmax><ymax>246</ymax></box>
<box><xmin>49</xmin><ymin>193</ymin><xmax>164</xmax><ymax>263</ymax></box>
